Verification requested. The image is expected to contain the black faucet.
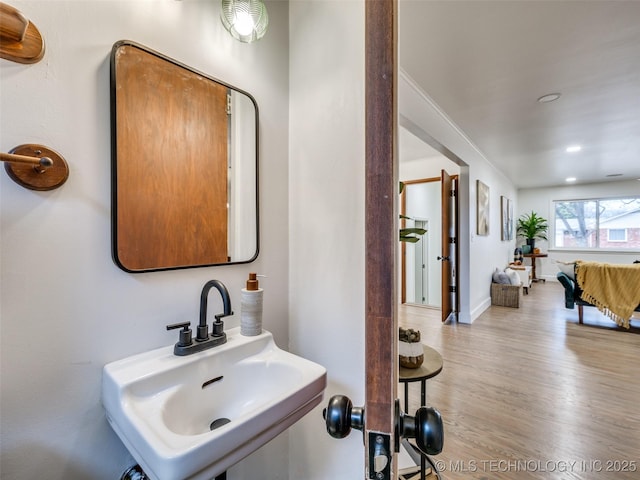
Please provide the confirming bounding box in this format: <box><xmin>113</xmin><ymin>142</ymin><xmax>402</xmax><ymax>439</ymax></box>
<box><xmin>166</xmin><ymin>280</ymin><xmax>233</xmax><ymax>356</ymax></box>
<box><xmin>198</xmin><ymin>279</ymin><xmax>233</xmax><ymax>341</ymax></box>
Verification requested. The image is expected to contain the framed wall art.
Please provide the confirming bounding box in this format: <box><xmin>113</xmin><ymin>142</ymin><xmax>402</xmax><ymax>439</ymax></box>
<box><xmin>477</xmin><ymin>180</ymin><xmax>489</xmax><ymax>236</ymax></box>
<box><xmin>501</xmin><ymin>195</ymin><xmax>513</xmax><ymax>240</ymax></box>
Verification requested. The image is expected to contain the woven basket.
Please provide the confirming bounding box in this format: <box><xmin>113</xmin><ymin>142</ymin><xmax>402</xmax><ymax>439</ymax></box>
<box><xmin>491</xmin><ymin>283</ymin><xmax>521</xmax><ymax>308</ymax></box>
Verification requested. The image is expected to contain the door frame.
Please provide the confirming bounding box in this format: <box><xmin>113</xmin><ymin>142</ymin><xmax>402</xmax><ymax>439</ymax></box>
<box><xmin>400</xmin><ymin>176</ymin><xmax>441</xmax><ymax>306</ymax></box>
<box><xmin>364</xmin><ymin>0</ymin><xmax>398</xmax><ymax>478</ymax></box>
<box><xmin>440</xmin><ymin>170</ymin><xmax>460</xmax><ymax>322</ymax></box>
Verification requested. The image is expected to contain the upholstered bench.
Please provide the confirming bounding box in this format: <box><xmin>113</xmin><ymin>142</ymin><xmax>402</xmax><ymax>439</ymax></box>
<box><xmin>557</xmin><ymin>270</ymin><xmax>640</xmax><ymax>325</ymax></box>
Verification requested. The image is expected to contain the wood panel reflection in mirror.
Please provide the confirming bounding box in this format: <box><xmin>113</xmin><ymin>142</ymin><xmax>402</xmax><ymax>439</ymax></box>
<box><xmin>111</xmin><ymin>41</ymin><xmax>258</xmax><ymax>272</ymax></box>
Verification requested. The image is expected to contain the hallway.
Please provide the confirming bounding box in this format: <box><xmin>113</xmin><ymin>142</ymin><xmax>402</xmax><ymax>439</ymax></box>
<box><xmin>399</xmin><ymin>281</ymin><xmax>640</xmax><ymax>479</ymax></box>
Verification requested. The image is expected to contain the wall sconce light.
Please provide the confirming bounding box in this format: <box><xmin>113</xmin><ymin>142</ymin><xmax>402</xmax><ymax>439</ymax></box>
<box><xmin>220</xmin><ymin>0</ymin><xmax>269</xmax><ymax>43</ymax></box>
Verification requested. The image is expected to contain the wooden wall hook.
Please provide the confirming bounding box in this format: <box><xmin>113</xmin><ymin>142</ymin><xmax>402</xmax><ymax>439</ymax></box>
<box><xmin>2</xmin><ymin>144</ymin><xmax>69</xmax><ymax>191</ymax></box>
<box><xmin>0</xmin><ymin>2</ymin><xmax>45</xmax><ymax>64</ymax></box>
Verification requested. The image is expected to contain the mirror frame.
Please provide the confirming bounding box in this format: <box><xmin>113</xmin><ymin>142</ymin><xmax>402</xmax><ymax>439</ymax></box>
<box><xmin>110</xmin><ymin>40</ymin><xmax>259</xmax><ymax>272</ymax></box>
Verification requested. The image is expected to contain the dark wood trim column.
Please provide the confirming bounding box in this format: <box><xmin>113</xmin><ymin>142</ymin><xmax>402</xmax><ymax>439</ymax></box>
<box><xmin>365</xmin><ymin>0</ymin><xmax>398</xmax><ymax>475</ymax></box>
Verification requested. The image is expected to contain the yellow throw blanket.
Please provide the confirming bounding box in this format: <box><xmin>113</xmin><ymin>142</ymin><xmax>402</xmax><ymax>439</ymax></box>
<box><xmin>576</xmin><ymin>261</ymin><xmax>640</xmax><ymax>329</ymax></box>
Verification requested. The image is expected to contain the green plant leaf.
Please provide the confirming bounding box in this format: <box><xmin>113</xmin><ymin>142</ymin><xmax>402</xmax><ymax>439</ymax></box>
<box><xmin>402</xmin><ymin>228</ymin><xmax>427</xmax><ymax>236</ymax></box>
<box><xmin>400</xmin><ymin>235</ymin><xmax>422</xmax><ymax>243</ymax></box>
<box><xmin>516</xmin><ymin>210</ymin><xmax>548</xmax><ymax>240</ymax></box>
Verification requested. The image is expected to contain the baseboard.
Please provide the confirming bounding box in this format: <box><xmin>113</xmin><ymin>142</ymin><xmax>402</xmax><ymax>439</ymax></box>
<box><xmin>468</xmin><ymin>297</ymin><xmax>491</xmax><ymax>323</ymax></box>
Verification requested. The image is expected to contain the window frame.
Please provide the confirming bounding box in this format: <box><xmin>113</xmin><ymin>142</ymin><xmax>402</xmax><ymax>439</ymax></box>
<box><xmin>607</xmin><ymin>228</ymin><xmax>627</xmax><ymax>243</ymax></box>
<box><xmin>551</xmin><ymin>195</ymin><xmax>640</xmax><ymax>252</ymax></box>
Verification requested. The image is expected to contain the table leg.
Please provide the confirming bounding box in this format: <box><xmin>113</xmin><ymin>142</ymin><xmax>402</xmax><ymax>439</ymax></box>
<box><xmin>529</xmin><ymin>256</ymin><xmax>536</xmax><ymax>280</ymax></box>
<box><xmin>529</xmin><ymin>256</ymin><xmax>546</xmax><ymax>283</ymax></box>
<box><xmin>420</xmin><ymin>380</ymin><xmax>426</xmax><ymax>480</ymax></box>
<box><xmin>404</xmin><ymin>382</ymin><xmax>409</xmax><ymax>414</ymax></box>
<box><xmin>401</xmin><ymin>380</ymin><xmax>440</xmax><ymax>480</ymax></box>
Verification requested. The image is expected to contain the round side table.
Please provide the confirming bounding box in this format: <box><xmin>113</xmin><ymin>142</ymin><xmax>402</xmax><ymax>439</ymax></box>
<box><xmin>399</xmin><ymin>344</ymin><xmax>443</xmax><ymax>413</ymax></box>
<box><xmin>398</xmin><ymin>344</ymin><xmax>443</xmax><ymax>480</ymax></box>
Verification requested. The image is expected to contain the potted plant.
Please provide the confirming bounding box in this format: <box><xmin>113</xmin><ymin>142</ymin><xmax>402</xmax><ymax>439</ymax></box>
<box><xmin>516</xmin><ymin>211</ymin><xmax>548</xmax><ymax>252</ymax></box>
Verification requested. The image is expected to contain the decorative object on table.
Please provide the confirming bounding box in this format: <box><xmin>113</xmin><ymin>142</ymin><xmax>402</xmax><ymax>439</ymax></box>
<box><xmin>516</xmin><ymin>210</ymin><xmax>548</xmax><ymax>252</ymax></box>
<box><xmin>522</xmin><ymin>244</ymin><xmax>531</xmax><ymax>254</ymax></box>
<box><xmin>399</xmin><ymin>327</ymin><xmax>424</xmax><ymax>369</ymax></box>
<box><xmin>501</xmin><ymin>196</ymin><xmax>513</xmax><ymax>241</ymax></box>
<box><xmin>513</xmin><ymin>247</ymin><xmax>523</xmax><ymax>264</ymax></box>
<box><xmin>476</xmin><ymin>180</ymin><xmax>490</xmax><ymax>236</ymax></box>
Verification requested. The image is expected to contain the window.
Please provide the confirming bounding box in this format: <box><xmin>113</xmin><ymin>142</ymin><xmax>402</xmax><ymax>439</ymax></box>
<box><xmin>553</xmin><ymin>197</ymin><xmax>640</xmax><ymax>250</ymax></box>
<box><xmin>608</xmin><ymin>229</ymin><xmax>627</xmax><ymax>242</ymax></box>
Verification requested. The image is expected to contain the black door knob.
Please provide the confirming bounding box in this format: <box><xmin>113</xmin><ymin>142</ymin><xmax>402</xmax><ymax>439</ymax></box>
<box><xmin>401</xmin><ymin>406</ymin><xmax>444</xmax><ymax>455</ymax></box>
<box><xmin>323</xmin><ymin>396</ymin><xmax>444</xmax><ymax>455</ymax></box>
<box><xmin>323</xmin><ymin>394</ymin><xmax>364</xmax><ymax>438</ymax></box>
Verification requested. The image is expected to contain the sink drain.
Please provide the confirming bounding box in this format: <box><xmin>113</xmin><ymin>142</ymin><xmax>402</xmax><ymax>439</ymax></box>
<box><xmin>120</xmin><ymin>465</ymin><xmax>149</xmax><ymax>480</ymax></box>
<box><xmin>210</xmin><ymin>417</ymin><xmax>231</xmax><ymax>431</ymax></box>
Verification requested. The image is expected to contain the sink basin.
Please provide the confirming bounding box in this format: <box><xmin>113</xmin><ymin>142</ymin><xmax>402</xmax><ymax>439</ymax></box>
<box><xmin>102</xmin><ymin>327</ymin><xmax>326</xmax><ymax>480</ymax></box>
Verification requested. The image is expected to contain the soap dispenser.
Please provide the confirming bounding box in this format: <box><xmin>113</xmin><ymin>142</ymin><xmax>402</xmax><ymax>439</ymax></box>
<box><xmin>241</xmin><ymin>273</ymin><xmax>263</xmax><ymax>336</ymax></box>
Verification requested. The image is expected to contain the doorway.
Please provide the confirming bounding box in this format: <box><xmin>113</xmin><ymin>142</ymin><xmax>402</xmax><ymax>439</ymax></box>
<box><xmin>401</xmin><ymin>179</ymin><xmax>442</xmax><ymax>308</ymax></box>
<box><xmin>413</xmin><ymin>219</ymin><xmax>429</xmax><ymax>304</ymax></box>
<box><xmin>404</xmin><ymin>218</ymin><xmax>431</xmax><ymax>305</ymax></box>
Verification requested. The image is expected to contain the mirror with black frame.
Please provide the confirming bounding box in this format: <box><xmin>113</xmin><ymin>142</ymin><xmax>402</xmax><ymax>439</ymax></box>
<box><xmin>110</xmin><ymin>40</ymin><xmax>258</xmax><ymax>272</ymax></box>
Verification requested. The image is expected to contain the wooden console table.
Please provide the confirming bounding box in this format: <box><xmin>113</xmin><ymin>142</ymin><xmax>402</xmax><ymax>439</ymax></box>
<box><xmin>524</xmin><ymin>253</ymin><xmax>547</xmax><ymax>282</ymax></box>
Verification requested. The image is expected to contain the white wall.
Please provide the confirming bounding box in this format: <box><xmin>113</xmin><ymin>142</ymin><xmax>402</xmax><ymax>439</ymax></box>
<box><xmin>400</xmin><ymin>154</ymin><xmax>459</xmax><ymax>181</ymax></box>
<box><xmin>0</xmin><ymin>1</ymin><xmax>289</xmax><ymax>479</ymax></box>
<box><xmin>399</xmin><ymin>74</ymin><xmax>518</xmax><ymax>323</ymax></box>
<box><xmin>288</xmin><ymin>1</ymin><xmax>366</xmax><ymax>478</ymax></box>
<box><xmin>518</xmin><ymin>179</ymin><xmax>640</xmax><ymax>281</ymax></box>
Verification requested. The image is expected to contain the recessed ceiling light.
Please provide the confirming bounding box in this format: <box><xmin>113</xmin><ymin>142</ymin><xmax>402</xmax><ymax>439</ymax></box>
<box><xmin>566</xmin><ymin>177</ymin><xmax>577</xmax><ymax>183</ymax></box>
<box><xmin>537</xmin><ymin>93</ymin><xmax>561</xmax><ymax>103</ymax></box>
<box><xmin>566</xmin><ymin>145</ymin><xmax>581</xmax><ymax>153</ymax></box>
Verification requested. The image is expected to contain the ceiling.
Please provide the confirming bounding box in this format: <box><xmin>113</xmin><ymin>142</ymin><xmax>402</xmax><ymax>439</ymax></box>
<box><xmin>398</xmin><ymin>0</ymin><xmax>640</xmax><ymax>189</ymax></box>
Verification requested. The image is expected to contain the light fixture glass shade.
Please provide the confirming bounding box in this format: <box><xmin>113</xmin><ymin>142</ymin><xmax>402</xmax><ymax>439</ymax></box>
<box><xmin>221</xmin><ymin>0</ymin><xmax>269</xmax><ymax>43</ymax></box>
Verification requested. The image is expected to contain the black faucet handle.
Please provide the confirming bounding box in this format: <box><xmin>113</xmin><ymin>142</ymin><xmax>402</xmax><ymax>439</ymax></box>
<box><xmin>166</xmin><ymin>321</ymin><xmax>193</xmax><ymax>347</ymax></box>
<box><xmin>214</xmin><ymin>311</ymin><xmax>234</xmax><ymax>322</ymax></box>
<box><xmin>212</xmin><ymin>311</ymin><xmax>234</xmax><ymax>337</ymax></box>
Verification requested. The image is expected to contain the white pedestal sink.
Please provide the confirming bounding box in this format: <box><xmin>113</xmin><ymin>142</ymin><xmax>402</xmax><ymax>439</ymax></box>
<box><xmin>102</xmin><ymin>327</ymin><xmax>326</xmax><ymax>480</ymax></box>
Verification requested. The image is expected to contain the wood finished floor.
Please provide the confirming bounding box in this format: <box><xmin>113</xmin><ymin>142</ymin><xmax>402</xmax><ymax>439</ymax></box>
<box><xmin>399</xmin><ymin>281</ymin><xmax>640</xmax><ymax>479</ymax></box>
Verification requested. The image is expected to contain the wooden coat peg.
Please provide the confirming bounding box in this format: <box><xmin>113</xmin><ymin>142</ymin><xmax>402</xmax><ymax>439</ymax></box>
<box><xmin>0</xmin><ymin>2</ymin><xmax>45</xmax><ymax>64</ymax></box>
<box><xmin>1</xmin><ymin>144</ymin><xmax>69</xmax><ymax>190</ymax></box>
